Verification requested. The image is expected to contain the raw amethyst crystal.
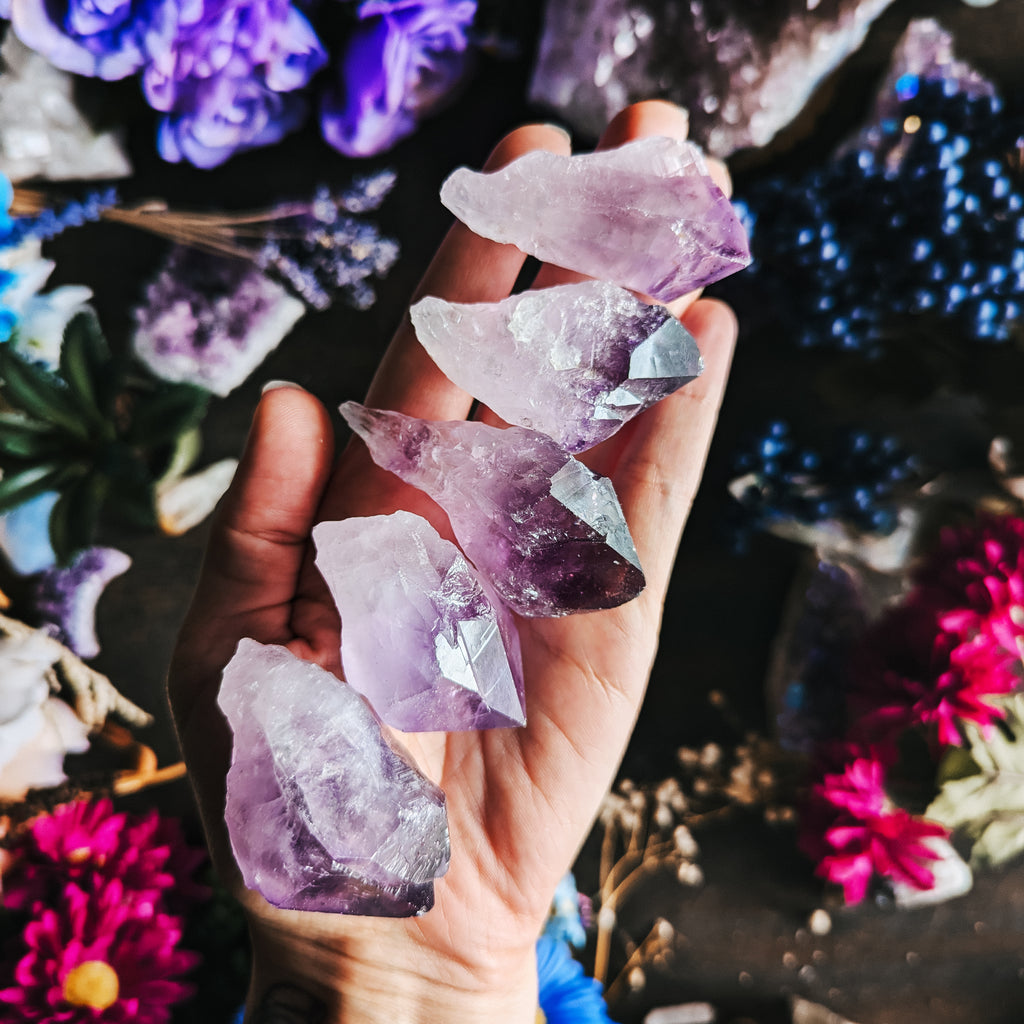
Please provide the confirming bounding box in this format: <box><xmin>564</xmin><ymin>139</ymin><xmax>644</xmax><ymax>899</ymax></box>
<box><xmin>33</xmin><ymin>546</ymin><xmax>131</xmax><ymax>658</ymax></box>
<box><xmin>219</xmin><ymin>639</ymin><xmax>449</xmax><ymax>915</ymax></box>
<box><xmin>339</xmin><ymin>402</ymin><xmax>644</xmax><ymax>617</ymax></box>
<box><xmin>439</xmin><ymin>136</ymin><xmax>749</xmax><ymax>302</ymax></box>
<box><xmin>410</xmin><ymin>280</ymin><xmax>703</xmax><ymax>453</ymax></box>
<box><xmin>313</xmin><ymin>511</ymin><xmax>525</xmax><ymax>732</ymax></box>
<box><xmin>528</xmin><ymin>0</ymin><xmax>898</xmax><ymax>157</ymax></box>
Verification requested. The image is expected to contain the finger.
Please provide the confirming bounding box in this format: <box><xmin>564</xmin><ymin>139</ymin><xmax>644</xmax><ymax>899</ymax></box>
<box><xmin>169</xmin><ymin>384</ymin><xmax>335</xmax><ymax>725</ymax></box>
<box><xmin>610</xmin><ymin>297</ymin><xmax>738</xmax><ymax>602</ymax></box>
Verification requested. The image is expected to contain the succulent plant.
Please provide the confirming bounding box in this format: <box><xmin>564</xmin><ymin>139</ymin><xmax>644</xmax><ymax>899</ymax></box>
<box><xmin>0</xmin><ymin>310</ymin><xmax>209</xmax><ymax>564</ymax></box>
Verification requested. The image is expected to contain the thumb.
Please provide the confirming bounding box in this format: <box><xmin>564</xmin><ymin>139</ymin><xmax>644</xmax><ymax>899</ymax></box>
<box><xmin>169</xmin><ymin>382</ymin><xmax>335</xmax><ymax>731</ymax></box>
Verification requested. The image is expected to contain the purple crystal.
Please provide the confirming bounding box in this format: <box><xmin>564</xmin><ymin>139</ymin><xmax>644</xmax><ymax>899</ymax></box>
<box><xmin>219</xmin><ymin>639</ymin><xmax>449</xmax><ymax>916</ymax></box>
<box><xmin>439</xmin><ymin>136</ymin><xmax>750</xmax><ymax>302</ymax></box>
<box><xmin>340</xmin><ymin>402</ymin><xmax>644</xmax><ymax>617</ymax></box>
<box><xmin>528</xmin><ymin>0</ymin><xmax>898</xmax><ymax>157</ymax></box>
<box><xmin>313</xmin><ymin>511</ymin><xmax>525</xmax><ymax>732</ymax></box>
<box><xmin>410</xmin><ymin>281</ymin><xmax>703</xmax><ymax>453</ymax></box>
<box><xmin>33</xmin><ymin>546</ymin><xmax>131</xmax><ymax>658</ymax></box>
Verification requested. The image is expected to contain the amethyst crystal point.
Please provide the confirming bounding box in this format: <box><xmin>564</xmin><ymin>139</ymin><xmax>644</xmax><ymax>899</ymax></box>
<box><xmin>339</xmin><ymin>403</ymin><xmax>644</xmax><ymax>617</ymax></box>
<box><xmin>410</xmin><ymin>281</ymin><xmax>703</xmax><ymax>453</ymax></box>
<box><xmin>219</xmin><ymin>639</ymin><xmax>449</xmax><ymax>916</ymax></box>
<box><xmin>439</xmin><ymin>136</ymin><xmax>750</xmax><ymax>302</ymax></box>
<box><xmin>313</xmin><ymin>511</ymin><xmax>525</xmax><ymax>732</ymax></box>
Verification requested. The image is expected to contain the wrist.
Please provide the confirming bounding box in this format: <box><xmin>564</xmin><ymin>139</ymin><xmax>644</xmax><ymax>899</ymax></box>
<box><xmin>246</xmin><ymin>914</ymin><xmax>539</xmax><ymax>1024</ymax></box>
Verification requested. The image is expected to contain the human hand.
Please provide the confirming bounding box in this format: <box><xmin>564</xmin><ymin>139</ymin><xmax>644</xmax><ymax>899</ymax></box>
<box><xmin>168</xmin><ymin>99</ymin><xmax>739</xmax><ymax>1023</ymax></box>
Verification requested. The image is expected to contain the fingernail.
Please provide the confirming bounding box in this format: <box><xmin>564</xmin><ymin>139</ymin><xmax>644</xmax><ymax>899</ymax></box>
<box><xmin>261</xmin><ymin>380</ymin><xmax>306</xmax><ymax>395</ymax></box>
<box><xmin>251</xmin><ymin>983</ymin><xmax>326</xmax><ymax>1024</ymax></box>
<box><xmin>543</xmin><ymin>122</ymin><xmax>572</xmax><ymax>144</ymax></box>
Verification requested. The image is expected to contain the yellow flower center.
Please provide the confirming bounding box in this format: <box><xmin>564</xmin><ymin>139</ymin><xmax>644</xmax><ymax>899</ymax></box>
<box><xmin>65</xmin><ymin>847</ymin><xmax>92</xmax><ymax>865</ymax></box>
<box><xmin>62</xmin><ymin>960</ymin><xmax>119</xmax><ymax>1010</ymax></box>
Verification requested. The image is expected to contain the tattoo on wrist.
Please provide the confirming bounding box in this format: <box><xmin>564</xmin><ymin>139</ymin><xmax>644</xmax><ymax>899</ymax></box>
<box><xmin>251</xmin><ymin>983</ymin><xmax>327</xmax><ymax>1024</ymax></box>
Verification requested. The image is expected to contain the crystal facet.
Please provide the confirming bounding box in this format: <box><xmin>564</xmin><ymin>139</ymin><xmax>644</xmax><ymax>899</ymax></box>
<box><xmin>219</xmin><ymin>639</ymin><xmax>449</xmax><ymax>916</ymax></box>
<box><xmin>411</xmin><ymin>281</ymin><xmax>703</xmax><ymax>453</ymax></box>
<box><xmin>313</xmin><ymin>511</ymin><xmax>525</xmax><ymax>732</ymax></box>
<box><xmin>340</xmin><ymin>402</ymin><xmax>644</xmax><ymax>617</ymax></box>
<box><xmin>439</xmin><ymin>136</ymin><xmax>750</xmax><ymax>302</ymax></box>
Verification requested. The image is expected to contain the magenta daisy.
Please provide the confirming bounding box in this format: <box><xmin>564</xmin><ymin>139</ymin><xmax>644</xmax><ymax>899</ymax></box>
<box><xmin>0</xmin><ymin>879</ymin><xmax>198</xmax><ymax>1022</ymax></box>
<box><xmin>4</xmin><ymin>798</ymin><xmax>208</xmax><ymax>914</ymax></box>
<box><xmin>850</xmin><ymin>604</ymin><xmax>1018</xmax><ymax>749</ymax></box>
<box><xmin>912</xmin><ymin>513</ymin><xmax>1024</xmax><ymax>655</ymax></box>
<box><xmin>800</xmin><ymin>755</ymin><xmax>948</xmax><ymax>904</ymax></box>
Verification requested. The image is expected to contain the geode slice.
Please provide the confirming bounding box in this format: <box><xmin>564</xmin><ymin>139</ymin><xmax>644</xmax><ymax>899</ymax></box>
<box><xmin>410</xmin><ymin>281</ymin><xmax>703</xmax><ymax>453</ymax></box>
<box><xmin>219</xmin><ymin>639</ymin><xmax>449</xmax><ymax>915</ymax></box>
<box><xmin>340</xmin><ymin>402</ymin><xmax>644</xmax><ymax>617</ymax></box>
<box><xmin>313</xmin><ymin>512</ymin><xmax>526</xmax><ymax>732</ymax></box>
<box><xmin>439</xmin><ymin>136</ymin><xmax>749</xmax><ymax>303</ymax></box>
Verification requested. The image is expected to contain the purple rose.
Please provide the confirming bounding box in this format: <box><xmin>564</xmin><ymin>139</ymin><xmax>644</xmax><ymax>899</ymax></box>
<box><xmin>157</xmin><ymin>70</ymin><xmax>307</xmax><ymax>167</ymax></box>
<box><xmin>8</xmin><ymin>0</ymin><xmax>174</xmax><ymax>79</ymax></box>
<box><xmin>142</xmin><ymin>0</ymin><xmax>325</xmax><ymax>112</ymax></box>
<box><xmin>320</xmin><ymin>0</ymin><xmax>477</xmax><ymax>158</ymax></box>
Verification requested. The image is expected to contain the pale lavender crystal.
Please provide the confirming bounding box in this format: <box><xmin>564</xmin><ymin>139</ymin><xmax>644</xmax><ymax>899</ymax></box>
<box><xmin>219</xmin><ymin>639</ymin><xmax>449</xmax><ymax>916</ymax></box>
<box><xmin>340</xmin><ymin>402</ymin><xmax>644</xmax><ymax>617</ymax></box>
<box><xmin>410</xmin><ymin>281</ymin><xmax>703</xmax><ymax>453</ymax></box>
<box><xmin>439</xmin><ymin>136</ymin><xmax>750</xmax><ymax>302</ymax></box>
<box><xmin>313</xmin><ymin>511</ymin><xmax>525</xmax><ymax>732</ymax></box>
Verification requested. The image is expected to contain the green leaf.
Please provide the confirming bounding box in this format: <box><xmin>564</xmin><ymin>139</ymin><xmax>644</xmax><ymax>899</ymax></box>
<box><xmin>0</xmin><ymin>413</ymin><xmax>66</xmax><ymax>461</ymax></box>
<box><xmin>927</xmin><ymin>694</ymin><xmax>1024</xmax><ymax>869</ymax></box>
<box><xmin>126</xmin><ymin>383</ymin><xmax>210</xmax><ymax>448</ymax></box>
<box><xmin>0</xmin><ymin>462</ymin><xmax>79</xmax><ymax>515</ymax></box>
<box><xmin>59</xmin><ymin>311</ymin><xmax>114</xmax><ymax>429</ymax></box>
<box><xmin>48</xmin><ymin>471</ymin><xmax>108</xmax><ymax>564</ymax></box>
<box><xmin>0</xmin><ymin>346</ymin><xmax>91</xmax><ymax>440</ymax></box>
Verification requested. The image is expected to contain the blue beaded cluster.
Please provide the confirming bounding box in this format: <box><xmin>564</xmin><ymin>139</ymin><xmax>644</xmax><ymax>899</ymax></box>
<box><xmin>733</xmin><ymin>77</ymin><xmax>1023</xmax><ymax>356</ymax></box>
<box><xmin>731</xmin><ymin>420</ymin><xmax>922</xmax><ymax>546</ymax></box>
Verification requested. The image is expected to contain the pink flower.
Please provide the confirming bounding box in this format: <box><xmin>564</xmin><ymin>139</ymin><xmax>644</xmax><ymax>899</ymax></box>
<box><xmin>0</xmin><ymin>879</ymin><xmax>197</xmax><ymax>1022</ymax></box>
<box><xmin>850</xmin><ymin>604</ymin><xmax>1018</xmax><ymax>749</ymax></box>
<box><xmin>800</xmin><ymin>755</ymin><xmax>948</xmax><ymax>904</ymax></box>
<box><xmin>913</xmin><ymin>513</ymin><xmax>1024</xmax><ymax>654</ymax></box>
<box><xmin>4</xmin><ymin>798</ymin><xmax>208</xmax><ymax>914</ymax></box>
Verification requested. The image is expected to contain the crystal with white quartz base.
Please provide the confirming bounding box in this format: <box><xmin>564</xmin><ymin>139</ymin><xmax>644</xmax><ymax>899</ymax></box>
<box><xmin>219</xmin><ymin>639</ymin><xmax>449</xmax><ymax>915</ymax></box>
<box><xmin>313</xmin><ymin>512</ymin><xmax>525</xmax><ymax>732</ymax></box>
<box><xmin>410</xmin><ymin>281</ymin><xmax>703</xmax><ymax>453</ymax></box>
<box><xmin>439</xmin><ymin>136</ymin><xmax>750</xmax><ymax>303</ymax></box>
<box><xmin>340</xmin><ymin>402</ymin><xmax>644</xmax><ymax>617</ymax></box>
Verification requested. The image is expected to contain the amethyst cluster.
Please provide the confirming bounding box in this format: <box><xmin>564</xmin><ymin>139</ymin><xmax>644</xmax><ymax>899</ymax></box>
<box><xmin>4</xmin><ymin>0</ymin><xmax>479</xmax><ymax>167</ymax></box>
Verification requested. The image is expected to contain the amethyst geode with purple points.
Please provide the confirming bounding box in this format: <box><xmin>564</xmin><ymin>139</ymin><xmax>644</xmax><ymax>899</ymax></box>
<box><xmin>219</xmin><ymin>639</ymin><xmax>449</xmax><ymax>915</ymax></box>
<box><xmin>313</xmin><ymin>511</ymin><xmax>526</xmax><ymax>732</ymax></box>
<box><xmin>439</xmin><ymin>135</ymin><xmax>750</xmax><ymax>302</ymax></box>
<box><xmin>410</xmin><ymin>280</ymin><xmax>703</xmax><ymax>453</ymax></box>
<box><xmin>339</xmin><ymin>402</ymin><xmax>644</xmax><ymax>618</ymax></box>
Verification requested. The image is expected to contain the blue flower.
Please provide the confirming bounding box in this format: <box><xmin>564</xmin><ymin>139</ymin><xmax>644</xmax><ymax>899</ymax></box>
<box><xmin>536</xmin><ymin>936</ymin><xmax>614</xmax><ymax>1024</ymax></box>
<box><xmin>543</xmin><ymin>872</ymin><xmax>588</xmax><ymax>949</ymax></box>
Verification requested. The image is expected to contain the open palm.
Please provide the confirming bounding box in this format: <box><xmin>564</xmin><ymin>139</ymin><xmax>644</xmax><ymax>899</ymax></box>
<box><xmin>168</xmin><ymin>101</ymin><xmax>738</xmax><ymax>1022</ymax></box>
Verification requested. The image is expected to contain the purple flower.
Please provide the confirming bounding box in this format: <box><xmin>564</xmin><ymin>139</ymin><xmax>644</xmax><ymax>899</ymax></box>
<box><xmin>7</xmin><ymin>0</ymin><xmax>174</xmax><ymax>79</ymax></box>
<box><xmin>142</xmin><ymin>0</ymin><xmax>325</xmax><ymax>112</ymax></box>
<box><xmin>157</xmin><ymin>71</ymin><xmax>307</xmax><ymax>167</ymax></box>
<box><xmin>321</xmin><ymin>0</ymin><xmax>477</xmax><ymax>158</ymax></box>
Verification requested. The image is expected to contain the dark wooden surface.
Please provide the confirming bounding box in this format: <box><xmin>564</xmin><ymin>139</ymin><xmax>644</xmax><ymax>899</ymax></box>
<box><xmin>34</xmin><ymin>1</ymin><xmax>1024</xmax><ymax>1020</ymax></box>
